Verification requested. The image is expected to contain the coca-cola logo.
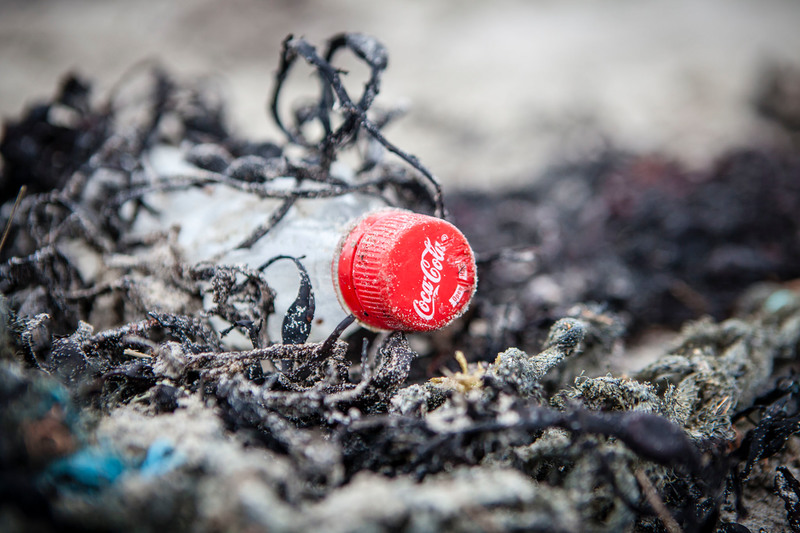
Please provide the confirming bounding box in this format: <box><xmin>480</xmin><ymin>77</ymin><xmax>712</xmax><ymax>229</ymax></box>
<box><xmin>413</xmin><ymin>235</ymin><xmax>448</xmax><ymax>321</ymax></box>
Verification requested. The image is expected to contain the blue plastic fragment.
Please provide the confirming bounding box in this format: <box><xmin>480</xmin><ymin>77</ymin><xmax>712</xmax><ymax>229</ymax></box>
<box><xmin>139</xmin><ymin>438</ymin><xmax>185</xmax><ymax>478</ymax></box>
<box><xmin>765</xmin><ymin>289</ymin><xmax>796</xmax><ymax>313</ymax></box>
<box><xmin>45</xmin><ymin>446</ymin><xmax>127</xmax><ymax>490</ymax></box>
<box><xmin>42</xmin><ymin>439</ymin><xmax>184</xmax><ymax>492</ymax></box>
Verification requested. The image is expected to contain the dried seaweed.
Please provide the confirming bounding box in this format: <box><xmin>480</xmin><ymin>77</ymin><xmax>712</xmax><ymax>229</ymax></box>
<box><xmin>450</xmin><ymin>149</ymin><xmax>800</xmax><ymax>346</ymax></box>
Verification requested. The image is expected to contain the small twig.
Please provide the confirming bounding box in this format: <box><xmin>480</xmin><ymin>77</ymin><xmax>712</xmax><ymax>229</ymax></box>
<box><xmin>123</xmin><ymin>348</ymin><xmax>153</xmax><ymax>359</ymax></box>
<box><xmin>0</xmin><ymin>185</ymin><xmax>27</xmax><ymax>255</ymax></box>
<box><xmin>634</xmin><ymin>470</ymin><xmax>683</xmax><ymax>533</ymax></box>
<box><xmin>236</xmin><ymin>197</ymin><xmax>296</xmax><ymax>249</ymax></box>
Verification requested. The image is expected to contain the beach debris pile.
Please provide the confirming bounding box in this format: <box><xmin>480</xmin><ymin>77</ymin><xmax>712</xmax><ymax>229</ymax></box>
<box><xmin>2</xmin><ymin>34</ymin><xmax>800</xmax><ymax>532</ymax></box>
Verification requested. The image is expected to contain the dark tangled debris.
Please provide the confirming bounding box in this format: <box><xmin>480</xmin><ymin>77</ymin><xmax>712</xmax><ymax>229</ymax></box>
<box><xmin>3</xmin><ymin>33</ymin><xmax>800</xmax><ymax>532</ymax></box>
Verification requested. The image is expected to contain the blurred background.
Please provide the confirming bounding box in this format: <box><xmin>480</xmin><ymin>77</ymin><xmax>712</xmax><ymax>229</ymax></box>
<box><xmin>2</xmin><ymin>0</ymin><xmax>799</xmax><ymax>188</ymax></box>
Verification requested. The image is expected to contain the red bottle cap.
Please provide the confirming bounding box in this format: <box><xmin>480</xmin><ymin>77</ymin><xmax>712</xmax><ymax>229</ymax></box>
<box><xmin>334</xmin><ymin>209</ymin><xmax>477</xmax><ymax>331</ymax></box>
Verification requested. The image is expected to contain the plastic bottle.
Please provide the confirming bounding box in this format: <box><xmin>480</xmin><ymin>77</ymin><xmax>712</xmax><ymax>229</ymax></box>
<box><xmin>131</xmin><ymin>145</ymin><xmax>476</xmax><ymax>345</ymax></box>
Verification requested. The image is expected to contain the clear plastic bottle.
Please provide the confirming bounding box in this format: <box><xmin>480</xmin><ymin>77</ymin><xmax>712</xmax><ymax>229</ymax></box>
<box><xmin>132</xmin><ymin>145</ymin><xmax>476</xmax><ymax>345</ymax></box>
